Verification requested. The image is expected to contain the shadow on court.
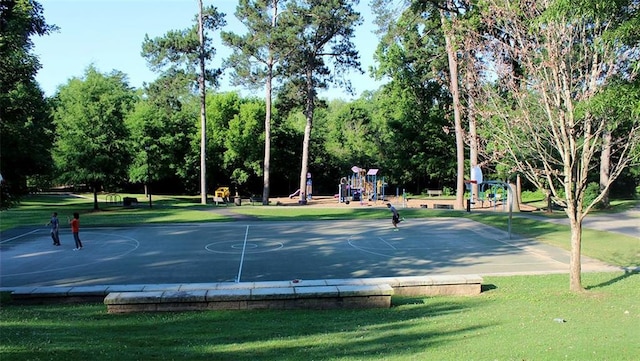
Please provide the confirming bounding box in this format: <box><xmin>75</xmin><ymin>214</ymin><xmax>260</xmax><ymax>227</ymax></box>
<box><xmin>0</xmin><ymin>218</ymin><xmax>618</xmax><ymax>288</ymax></box>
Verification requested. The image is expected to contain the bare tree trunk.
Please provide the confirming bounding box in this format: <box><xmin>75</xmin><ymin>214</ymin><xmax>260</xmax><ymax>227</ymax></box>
<box><xmin>441</xmin><ymin>8</ymin><xmax>465</xmax><ymax>210</ymax></box>
<box><xmin>263</xmin><ymin>74</ymin><xmax>272</xmax><ymax>205</ymax></box>
<box><xmin>198</xmin><ymin>0</ymin><xmax>207</xmax><ymax>205</ymax></box>
<box><xmin>545</xmin><ymin>189</ymin><xmax>553</xmax><ymax>213</ymax></box>
<box><xmin>516</xmin><ymin>174</ymin><xmax>522</xmax><ymax>206</ymax></box>
<box><xmin>93</xmin><ymin>185</ymin><xmax>99</xmax><ymax>211</ymax></box>
<box><xmin>262</xmin><ymin>2</ymin><xmax>278</xmax><ymax>206</ymax></box>
<box><xmin>600</xmin><ymin>130</ymin><xmax>611</xmax><ymax>208</ymax></box>
<box><xmin>465</xmin><ymin>35</ymin><xmax>479</xmax><ymax>206</ymax></box>
<box><xmin>299</xmin><ymin>69</ymin><xmax>315</xmax><ymax>203</ymax></box>
<box><xmin>568</xmin><ymin>215</ymin><xmax>584</xmax><ymax>292</ymax></box>
<box><xmin>565</xmin><ymin>158</ymin><xmax>585</xmax><ymax>292</ymax></box>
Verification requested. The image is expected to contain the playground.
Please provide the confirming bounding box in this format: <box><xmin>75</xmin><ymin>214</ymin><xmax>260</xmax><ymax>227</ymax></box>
<box><xmin>281</xmin><ymin>165</ymin><xmax>524</xmax><ymax>212</ymax></box>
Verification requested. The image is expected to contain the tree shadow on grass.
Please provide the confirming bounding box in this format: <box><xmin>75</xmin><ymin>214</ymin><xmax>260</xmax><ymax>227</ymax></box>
<box><xmin>1</xmin><ymin>298</ymin><xmax>496</xmax><ymax>361</ymax></box>
<box><xmin>481</xmin><ymin>284</ymin><xmax>497</xmax><ymax>292</ymax></box>
<box><xmin>392</xmin><ymin>296</ymin><xmax>426</xmax><ymax>306</ymax></box>
<box><xmin>585</xmin><ymin>269</ymin><xmax>639</xmax><ymax>290</ymax></box>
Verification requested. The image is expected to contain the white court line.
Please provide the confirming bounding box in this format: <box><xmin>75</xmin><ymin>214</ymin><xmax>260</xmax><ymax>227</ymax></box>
<box><xmin>0</xmin><ymin>229</ymin><xmax>41</xmax><ymax>244</ymax></box>
<box><xmin>347</xmin><ymin>235</ymin><xmax>398</xmax><ymax>258</ymax></box>
<box><xmin>378</xmin><ymin>237</ymin><xmax>397</xmax><ymax>250</ymax></box>
<box><xmin>1</xmin><ymin>232</ymin><xmax>140</xmax><ymax>277</ymax></box>
<box><xmin>235</xmin><ymin>225</ymin><xmax>250</xmax><ymax>283</ymax></box>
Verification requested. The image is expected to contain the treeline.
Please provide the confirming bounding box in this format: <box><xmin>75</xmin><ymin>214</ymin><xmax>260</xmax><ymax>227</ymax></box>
<box><xmin>1</xmin><ymin>1</ymin><xmax>459</xmax><ymax>208</ymax></box>
<box><xmin>2</xmin><ymin>0</ymin><xmax>639</xmax><ymax>214</ymax></box>
<box><xmin>5</xmin><ymin>64</ymin><xmax>457</xmax><ymax>201</ymax></box>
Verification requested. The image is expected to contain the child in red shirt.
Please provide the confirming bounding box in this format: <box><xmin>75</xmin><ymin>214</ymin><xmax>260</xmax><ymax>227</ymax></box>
<box><xmin>69</xmin><ymin>212</ymin><xmax>83</xmax><ymax>250</ymax></box>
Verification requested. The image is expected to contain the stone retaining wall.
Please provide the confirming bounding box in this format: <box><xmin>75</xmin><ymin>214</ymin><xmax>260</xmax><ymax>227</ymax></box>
<box><xmin>105</xmin><ymin>284</ymin><xmax>394</xmax><ymax>313</ymax></box>
<box><xmin>6</xmin><ymin>275</ymin><xmax>483</xmax><ymax>312</ymax></box>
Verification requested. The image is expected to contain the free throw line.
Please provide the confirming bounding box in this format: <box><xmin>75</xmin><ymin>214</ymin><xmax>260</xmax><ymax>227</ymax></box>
<box><xmin>378</xmin><ymin>237</ymin><xmax>397</xmax><ymax>250</ymax></box>
<box><xmin>235</xmin><ymin>225</ymin><xmax>250</xmax><ymax>283</ymax></box>
<box><xmin>0</xmin><ymin>229</ymin><xmax>40</xmax><ymax>244</ymax></box>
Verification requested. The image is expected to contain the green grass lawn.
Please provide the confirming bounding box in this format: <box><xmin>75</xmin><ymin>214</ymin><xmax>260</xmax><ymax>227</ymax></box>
<box><xmin>1</xmin><ymin>194</ymin><xmax>639</xmax><ymax>360</ymax></box>
<box><xmin>0</xmin><ymin>194</ymin><xmax>228</xmax><ymax>231</ymax></box>
<box><xmin>1</xmin><ymin>272</ymin><xmax>638</xmax><ymax>360</ymax></box>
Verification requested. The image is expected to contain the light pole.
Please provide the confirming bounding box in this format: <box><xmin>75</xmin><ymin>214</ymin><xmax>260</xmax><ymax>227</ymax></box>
<box><xmin>145</xmin><ymin>145</ymin><xmax>152</xmax><ymax>209</ymax></box>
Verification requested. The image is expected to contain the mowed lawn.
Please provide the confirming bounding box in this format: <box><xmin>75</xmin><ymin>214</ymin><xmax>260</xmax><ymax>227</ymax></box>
<box><xmin>1</xmin><ymin>194</ymin><xmax>639</xmax><ymax>360</ymax></box>
<box><xmin>1</xmin><ymin>273</ymin><xmax>638</xmax><ymax>360</ymax></box>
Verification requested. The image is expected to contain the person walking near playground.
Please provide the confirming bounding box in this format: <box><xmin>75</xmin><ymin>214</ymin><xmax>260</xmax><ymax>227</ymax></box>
<box><xmin>68</xmin><ymin>212</ymin><xmax>83</xmax><ymax>250</ymax></box>
<box><xmin>47</xmin><ymin>212</ymin><xmax>61</xmax><ymax>246</ymax></box>
<box><xmin>387</xmin><ymin>203</ymin><xmax>401</xmax><ymax>230</ymax></box>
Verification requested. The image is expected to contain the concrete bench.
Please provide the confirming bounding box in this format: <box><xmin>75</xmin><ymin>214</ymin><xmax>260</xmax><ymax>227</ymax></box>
<box><xmin>433</xmin><ymin>204</ymin><xmax>454</xmax><ymax>209</ymax></box>
<box><xmin>427</xmin><ymin>189</ymin><xmax>443</xmax><ymax>196</ymax></box>
<box><xmin>212</xmin><ymin>196</ymin><xmax>228</xmax><ymax>206</ymax></box>
<box><xmin>104</xmin><ymin>284</ymin><xmax>394</xmax><ymax>313</ymax></box>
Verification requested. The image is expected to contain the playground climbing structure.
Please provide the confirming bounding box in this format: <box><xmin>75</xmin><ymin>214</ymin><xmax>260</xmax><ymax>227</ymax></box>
<box><xmin>339</xmin><ymin>166</ymin><xmax>387</xmax><ymax>204</ymax></box>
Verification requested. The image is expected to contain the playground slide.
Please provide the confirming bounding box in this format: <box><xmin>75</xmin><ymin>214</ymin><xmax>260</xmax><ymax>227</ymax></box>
<box><xmin>289</xmin><ymin>189</ymin><xmax>301</xmax><ymax>199</ymax></box>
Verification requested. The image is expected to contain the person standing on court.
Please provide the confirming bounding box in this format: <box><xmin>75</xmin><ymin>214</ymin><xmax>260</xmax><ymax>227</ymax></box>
<box><xmin>47</xmin><ymin>212</ymin><xmax>61</xmax><ymax>246</ymax></box>
<box><xmin>387</xmin><ymin>203</ymin><xmax>401</xmax><ymax>231</ymax></box>
<box><xmin>68</xmin><ymin>212</ymin><xmax>83</xmax><ymax>250</ymax></box>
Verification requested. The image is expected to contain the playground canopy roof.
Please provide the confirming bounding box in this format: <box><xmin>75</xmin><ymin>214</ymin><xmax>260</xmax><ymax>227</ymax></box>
<box><xmin>351</xmin><ymin>166</ymin><xmax>380</xmax><ymax>176</ymax></box>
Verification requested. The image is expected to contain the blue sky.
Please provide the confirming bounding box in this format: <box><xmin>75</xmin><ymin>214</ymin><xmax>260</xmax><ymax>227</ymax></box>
<box><xmin>34</xmin><ymin>0</ymin><xmax>384</xmax><ymax>100</ymax></box>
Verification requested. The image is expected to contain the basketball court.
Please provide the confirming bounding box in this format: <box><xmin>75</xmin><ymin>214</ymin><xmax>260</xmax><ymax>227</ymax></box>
<box><xmin>0</xmin><ymin>218</ymin><xmax>619</xmax><ymax>289</ymax></box>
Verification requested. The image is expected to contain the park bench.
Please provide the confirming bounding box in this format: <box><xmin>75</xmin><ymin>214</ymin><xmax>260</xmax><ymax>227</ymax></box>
<box><xmin>433</xmin><ymin>204</ymin><xmax>454</xmax><ymax>209</ymax></box>
<box><xmin>122</xmin><ymin>197</ymin><xmax>138</xmax><ymax>207</ymax></box>
<box><xmin>426</xmin><ymin>189</ymin><xmax>443</xmax><ymax>197</ymax></box>
<box><xmin>212</xmin><ymin>196</ymin><xmax>228</xmax><ymax>206</ymax></box>
<box><xmin>250</xmin><ymin>195</ymin><xmax>263</xmax><ymax>205</ymax></box>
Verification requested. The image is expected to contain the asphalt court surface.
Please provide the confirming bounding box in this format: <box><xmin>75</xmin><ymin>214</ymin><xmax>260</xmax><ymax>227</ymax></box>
<box><xmin>0</xmin><ymin>218</ymin><xmax>619</xmax><ymax>288</ymax></box>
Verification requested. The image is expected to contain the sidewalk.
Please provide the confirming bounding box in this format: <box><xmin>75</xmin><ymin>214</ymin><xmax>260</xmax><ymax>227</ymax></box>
<box><xmin>516</xmin><ymin>208</ymin><xmax>639</xmax><ymax>239</ymax></box>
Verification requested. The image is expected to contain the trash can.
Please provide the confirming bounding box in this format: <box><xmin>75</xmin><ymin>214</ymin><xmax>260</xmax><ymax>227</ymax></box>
<box><xmin>234</xmin><ymin>196</ymin><xmax>242</xmax><ymax>206</ymax></box>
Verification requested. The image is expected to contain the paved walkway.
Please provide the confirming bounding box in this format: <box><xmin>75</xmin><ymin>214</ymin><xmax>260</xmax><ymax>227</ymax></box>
<box><xmin>516</xmin><ymin>207</ymin><xmax>639</xmax><ymax>239</ymax></box>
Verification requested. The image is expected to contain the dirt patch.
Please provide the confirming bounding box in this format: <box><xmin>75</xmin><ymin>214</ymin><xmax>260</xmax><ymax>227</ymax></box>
<box><xmin>263</xmin><ymin>194</ymin><xmax>536</xmax><ymax>212</ymax></box>
<box><xmin>264</xmin><ymin>195</ymin><xmax>454</xmax><ymax>209</ymax></box>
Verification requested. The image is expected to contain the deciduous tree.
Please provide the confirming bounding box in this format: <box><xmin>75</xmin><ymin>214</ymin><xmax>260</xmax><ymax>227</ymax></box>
<box><xmin>0</xmin><ymin>0</ymin><xmax>57</xmax><ymax>206</ymax></box>
<box><xmin>478</xmin><ymin>0</ymin><xmax>640</xmax><ymax>291</ymax></box>
<box><xmin>52</xmin><ymin>66</ymin><xmax>136</xmax><ymax>210</ymax></box>
<box><xmin>126</xmin><ymin>71</ymin><xmax>198</xmax><ymax>196</ymax></box>
<box><xmin>371</xmin><ymin>1</ymin><xmax>456</xmax><ymax>191</ymax></box>
<box><xmin>373</xmin><ymin>0</ymin><xmax>477</xmax><ymax>208</ymax></box>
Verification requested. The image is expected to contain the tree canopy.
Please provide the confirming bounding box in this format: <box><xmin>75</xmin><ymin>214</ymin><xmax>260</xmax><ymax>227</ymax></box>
<box><xmin>3</xmin><ymin>1</ymin><xmax>639</xmax><ymax>242</ymax></box>
<box><xmin>52</xmin><ymin>66</ymin><xmax>136</xmax><ymax>210</ymax></box>
<box><xmin>0</xmin><ymin>0</ymin><xmax>57</xmax><ymax>207</ymax></box>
